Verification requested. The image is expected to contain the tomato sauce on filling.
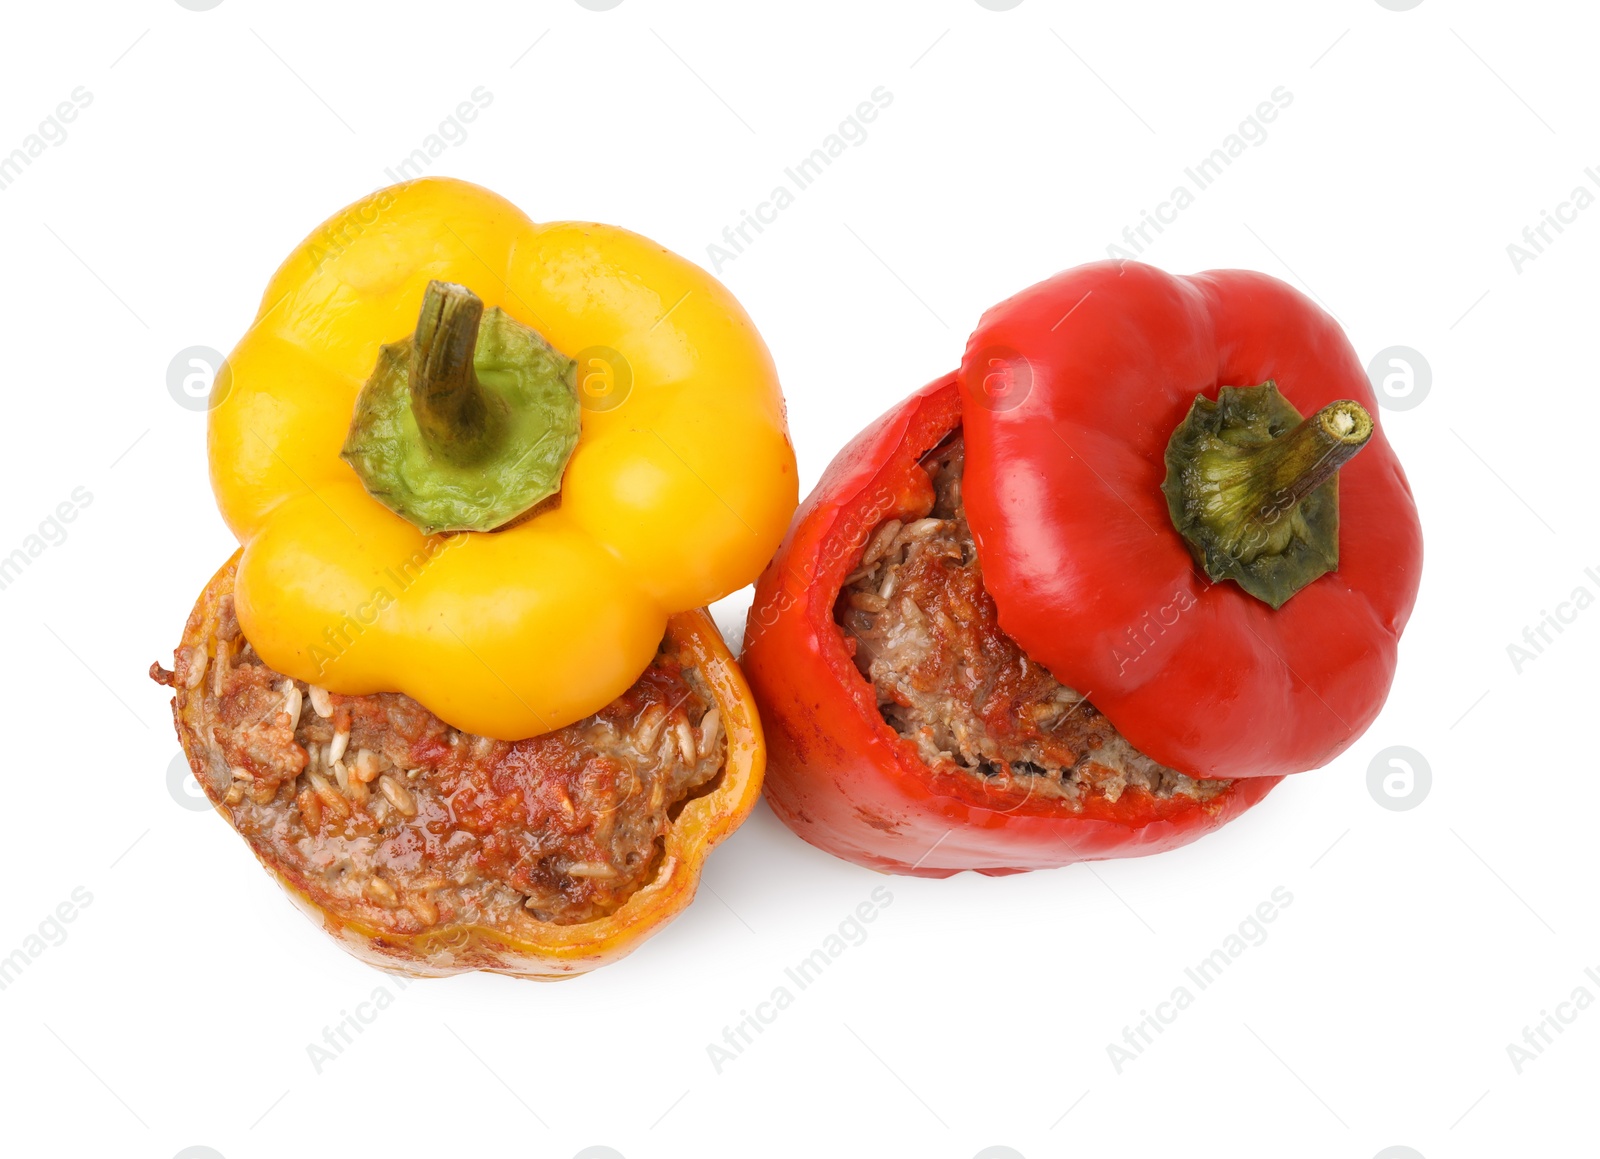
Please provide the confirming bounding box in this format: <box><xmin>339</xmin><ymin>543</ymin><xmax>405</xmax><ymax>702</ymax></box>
<box><xmin>834</xmin><ymin>432</ymin><xmax>1230</xmax><ymax>808</ymax></box>
<box><xmin>161</xmin><ymin>601</ymin><xmax>726</xmax><ymax>932</ymax></box>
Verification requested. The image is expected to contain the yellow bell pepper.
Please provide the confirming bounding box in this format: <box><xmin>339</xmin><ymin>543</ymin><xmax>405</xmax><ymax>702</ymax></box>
<box><xmin>171</xmin><ymin>553</ymin><xmax>768</xmax><ymax>980</ymax></box>
<box><xmin>209</xmin><ymin>178</ymin><xmax>797</xmax><ymax>739</ymax></box>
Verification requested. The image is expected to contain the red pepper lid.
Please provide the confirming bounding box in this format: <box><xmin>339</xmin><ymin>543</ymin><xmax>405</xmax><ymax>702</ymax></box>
<box><xmin>956</xmin><ymin>261</ymin><xmax>1422</xmax><ymax>779</ymax></box>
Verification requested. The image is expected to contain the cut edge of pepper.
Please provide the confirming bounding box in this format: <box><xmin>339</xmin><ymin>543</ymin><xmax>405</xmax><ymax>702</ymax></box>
<box><xmin>803</xmin><ymin>376</ymin><xmax>1266</xmax><ymax>831</ymax></box>
<box><xmin>171</xmin><ymin>553</ymin><xmax>764</xmax><ymax>980</ymax></box>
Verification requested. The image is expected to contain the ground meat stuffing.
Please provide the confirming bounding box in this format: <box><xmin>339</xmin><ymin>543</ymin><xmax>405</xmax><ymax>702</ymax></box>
<box><xmin>159</xmin><ymin>603</ymin><xmax>726</xmax><ymax>931</ymax></box>
<box><xmin>835</xmin><ymin>433</ymin><xmax>1229</xmax><ymax>809</ymax></box>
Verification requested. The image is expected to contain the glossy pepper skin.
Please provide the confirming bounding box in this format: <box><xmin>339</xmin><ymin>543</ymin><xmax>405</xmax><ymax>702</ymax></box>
<box><xmin>741</xmin><ymin>375</ymin><xmax>1281</xmax><ymax>877</ymax></box>
<box><xmin>210</xmin><ymin>178</ymin><xmax>797</xmax><ymax>741</ymax></box>
<box><xmin>959</xmin><ymin>262</ymin><xmax>1422</xmax><ymax>779</ymax></box>
<box><xmin>173</xmin><ymin>555</ymin><xmax>767</xmax><ymax>980</ymax></box>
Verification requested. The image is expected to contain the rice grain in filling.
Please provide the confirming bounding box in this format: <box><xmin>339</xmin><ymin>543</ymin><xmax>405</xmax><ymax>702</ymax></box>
<box><xmin>157</xmin><ymin>601</ymin><xmax>727</xmax><ymax>934</ymax></box>
<box><xmin>835</xmin><ymin>433</ymin><xmax>1229</xmax><ymax>808</ymax></box>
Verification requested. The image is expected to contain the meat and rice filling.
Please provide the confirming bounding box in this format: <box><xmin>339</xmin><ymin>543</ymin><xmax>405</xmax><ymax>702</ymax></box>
<box><xmin>155</xmin><ymin>600</ymin><xmax>726</xmax><ymax>931</ymax></box>
<box><xmin>836</xmin><ymin>433</ymin><xmax>1229</xmax><ymax>808</ymax></box>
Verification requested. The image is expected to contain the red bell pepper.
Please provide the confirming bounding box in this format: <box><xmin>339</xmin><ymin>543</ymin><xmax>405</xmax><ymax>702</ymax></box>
<box><xmin>960</xmin><ymin>262</ymin><xmax>1422</xmax><ymax>779</ymax></box>
<box><xmin>741</xmin><ymin>261</ymin><xmax>1420</xmax><ymax>876</ymax></box>
<box><xmin>742</xmin><ymin>375</ymin><xmax>1278</xmax><ymax>876</ymax></box>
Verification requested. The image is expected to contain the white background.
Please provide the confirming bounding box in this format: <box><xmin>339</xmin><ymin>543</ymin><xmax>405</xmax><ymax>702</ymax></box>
<box><xmin>0</xmin><ymin>1</ymin><xmax>1595</xmax><ymax>1157</ymax></box>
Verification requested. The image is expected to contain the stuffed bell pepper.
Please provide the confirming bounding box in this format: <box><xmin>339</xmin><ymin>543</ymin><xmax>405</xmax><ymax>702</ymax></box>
<box><xmin>152</xmin><ymin>178</ymin><xmax>797</xmax><ymax>978</ymax></box>
<box><xmin>743</xmin><ymin>261</ymin><xmax>1422</xmax><ymax>876</ymax></box>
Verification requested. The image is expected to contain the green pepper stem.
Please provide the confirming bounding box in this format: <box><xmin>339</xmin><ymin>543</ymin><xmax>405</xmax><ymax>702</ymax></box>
<box><xmin>1248</xmin><ymin>400</ymin><xmax>1374</xmax><ymax>521</ymax></box>
<box><xmin>411</xmin><ymin>281</ymin><xmax>502</xmax><ymax>465</ymax></box>
<box><xmin>342</xmin><ymin>282</ymin><xmax>582</xmax><ymax>535</ymax></box>
<box><xmin>1162</xmin><ymin>384</ymin><xmax>1374</xmax><ymax>609</ymax></box>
